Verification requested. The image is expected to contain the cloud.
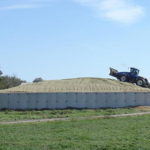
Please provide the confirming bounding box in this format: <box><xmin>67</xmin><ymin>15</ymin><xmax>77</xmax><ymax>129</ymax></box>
<box><xmin>0</xmin><ymin>4</ymin><xmax>40</xmax><ymax>10</ymax></box>
<box><xmin>0</xmin><ymin>0</ymin><xmax>53</xmax><ymax>11</ymax></box>
<box><xmin>74</xmin><ymin>0</ymin><xmax>145</xmax><ymax>24</ymax></box>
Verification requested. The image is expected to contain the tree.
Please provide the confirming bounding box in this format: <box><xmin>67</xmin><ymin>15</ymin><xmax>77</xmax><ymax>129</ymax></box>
<box><xmin>0</xmin><ymin>75</ymin><xmax>26</xmax><ymax>90</ymax></box>
<box><xmin>33</xmin><ymin>77</ymin><xmax>43</xmax><ymax>83</ymax></box>
<box><xmin>0</xmin><ymin>70</ymin><xmax>2</xmax><ymax>76</ymax></box>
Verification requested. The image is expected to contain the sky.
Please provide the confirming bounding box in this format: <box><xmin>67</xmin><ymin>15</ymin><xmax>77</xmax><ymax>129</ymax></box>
<box><xmin>0</xmin><ymin>0</ymin><xmax>150</xmax><ymax>82</ymax></box>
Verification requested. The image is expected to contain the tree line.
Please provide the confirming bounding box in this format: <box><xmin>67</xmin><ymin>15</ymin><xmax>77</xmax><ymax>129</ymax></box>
<box><xmin>0</xmin><ymin>70</ymin><xmax>26</xmax><ymax>90</ymax></box>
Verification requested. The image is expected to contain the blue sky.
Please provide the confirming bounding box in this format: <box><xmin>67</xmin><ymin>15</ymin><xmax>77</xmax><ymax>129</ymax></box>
<box><xmin>0</xmin><ymin>0</ymin><xmax>150</xmax><ymax>82</ymax></box>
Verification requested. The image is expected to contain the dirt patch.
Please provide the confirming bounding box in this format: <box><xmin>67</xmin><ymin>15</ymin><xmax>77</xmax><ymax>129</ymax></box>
<box><xmin>1</xmin><ymin>111</ymin><xmax>150</xmax><ymax>125</ymax></box>
<box><xmin>133</xmin><ymin>106</ymin><xmax>150</xmax><ymax>111</ymax></box>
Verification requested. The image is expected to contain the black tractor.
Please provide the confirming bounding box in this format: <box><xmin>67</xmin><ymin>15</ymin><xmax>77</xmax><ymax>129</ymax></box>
<box><xmin>110</xmin><ymin>67</ymin><xmax>150</xmax><ymax>88</ymax></box>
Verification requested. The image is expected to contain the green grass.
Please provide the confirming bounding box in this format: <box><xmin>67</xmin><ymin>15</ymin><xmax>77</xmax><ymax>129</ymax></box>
<box><xmin>0</xmin><ymin>115</ymin><xmax>150</xmax><ymax>150</ymax></box>
<box><xmin>0</xmin><ymin>107</ymin><xmax>149</xmax><ymax>122</ymax></box>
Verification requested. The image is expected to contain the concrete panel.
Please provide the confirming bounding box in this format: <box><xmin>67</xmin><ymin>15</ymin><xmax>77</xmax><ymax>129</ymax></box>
<box><xmin>55</xmin><ymin>93</ymin><xmax>67</xmax><ymax>109</ymax></box>
<box><xmin>76</xmin><ymin>93</ymin><xmax>86</xmax><ymax>108</ymax></box>
<box><xmin>124</xmin><ymin>93</ymin><xmax>136</xmax><ymax>107</ymax></box>
<box><xmin>47</xmin><ymin>93</ymin><xmax>57</xmax><ymax>109</ymax></box>
<box><xmin>66</xmin><ymin>93</ymin><xmax>77</xmax><ymax>108</ymax></box>
<box><xmin>0</xmin><ymin>94</ymin><xmax>9</xmax><ymax>109</ymax></box>
<box><xmin>115</xmin><ymin>93</ymin><xmax>126</xmax><ymax>108</ymax></box>
<box><xmin>26</xmin><ymin>94</ymin><xmax>37</xmax><ymax>110</ymax></box>
<box><xmin>35</xmin><ymin>93</ymin><xmax>48</xmax><ymax>109</ymax></box>
<box><xmin>0</xmin><ymin>92</ymin><xmax>150</xmax><ymax>110</ymax></box>
<box><xmin>95</xmin><ymin>93</ymin><xmax>106</xmax><ymax>108</ymax></box>
<box><xmin>105</xmin><ymin>93</ymin><xmax>117</xmax><ymax>108</ymax></box>
<box><xmin>85</xmin><ymin>93</ymin><xmax>96</xmax><ymax>108</ymax></box>
<box><xmin>144</xmin><ymin>93</ymin><xmax>150</xmax><ymax>106</ymax></box>
<box><xmin>135</xmin><ymin>93</ymin><xmax>145</xmax><ymax>106</ymax></box>
<box><xmin>18</xmin><ymin>94</ymin><xmax>30</xmax><ymax>110</ymax></box>
<box><xmin>8</xmin><ymin>94</ymin><xmax>20</xmax><ymax>109</ymax></box>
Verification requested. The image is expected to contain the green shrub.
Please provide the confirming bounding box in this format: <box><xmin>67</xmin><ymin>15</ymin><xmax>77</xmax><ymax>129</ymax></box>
<box><xmin>33</xmin><ymin>77</ymin><xmax>43</xmax><ymax>83</ymax></box>
<box><xmin>0</xmin><ymin>75</ymin><xmax>26</xmax><ymax>89</ymax></box>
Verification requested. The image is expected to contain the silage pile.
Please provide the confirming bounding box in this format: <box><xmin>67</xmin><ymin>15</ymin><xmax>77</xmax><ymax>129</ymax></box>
<box><xmin>0</xmin><ymin>78</ymin><xmax>150</xmax><ymax>93</ymax></box>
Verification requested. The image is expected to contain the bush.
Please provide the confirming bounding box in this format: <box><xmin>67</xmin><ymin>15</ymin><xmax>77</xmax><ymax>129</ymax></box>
<box><xmin>0</xmin><ymin>70</ymin><xmax>2</xmax><ymax>76</ymax></box>
<box><xmin>0</xmin><ymin>75</ymin><xmax>26</xmax><ymax>90</ymax></box>
<box><xmin>33</xmin><ymin>77</ymin><xmax>43</xmax><ymax>83</ymax></box>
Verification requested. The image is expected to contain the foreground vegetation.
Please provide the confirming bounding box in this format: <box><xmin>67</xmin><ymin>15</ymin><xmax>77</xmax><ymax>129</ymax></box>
<box><xmin>0</xmin><ymin>107</ymin><xmax>149</xmax><ymax>122</ymax></box>
<box><xmin>0</xmin><ymin>115</ymin><xmax>150</xmax><ymax>150</ymax></box>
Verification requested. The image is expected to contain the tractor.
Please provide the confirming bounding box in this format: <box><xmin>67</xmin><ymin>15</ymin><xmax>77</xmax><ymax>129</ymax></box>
<box><xmin>109</xmin><ymin>67</ymin><xmax>150</xmax><ymax>88</ymax></box>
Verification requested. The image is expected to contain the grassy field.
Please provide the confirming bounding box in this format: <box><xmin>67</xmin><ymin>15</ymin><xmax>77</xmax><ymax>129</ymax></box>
<box><xmin>0</xmin><ymin>114</ymin><xmax>150</xmax><ymax>150</ymax></box>
<box><xmin>0</xmin><ymin>107</ymin><xmax>150</xmax><ymax>122</ymax></box>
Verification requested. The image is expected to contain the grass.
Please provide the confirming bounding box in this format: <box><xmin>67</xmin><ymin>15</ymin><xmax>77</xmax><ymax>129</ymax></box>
<box><xmin>0</xmin><ymin>107</ymin><xmax>149</xmax><ymax>122</ymax></box>
<box><xmin>0</xmin><ymin>115</ymin><xmax>150</xmax><ymax>150</ymax></box>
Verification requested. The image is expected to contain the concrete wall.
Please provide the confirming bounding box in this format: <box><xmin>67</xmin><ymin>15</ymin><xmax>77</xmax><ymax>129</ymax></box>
<box><xmin>0</xmin><ymin>92</ymin><xmax>150</xmax><ymax>110</ymax></box>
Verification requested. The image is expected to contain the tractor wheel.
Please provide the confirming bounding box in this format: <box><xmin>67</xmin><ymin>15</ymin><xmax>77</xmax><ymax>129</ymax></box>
<box><xmin>120</xmin><ymin>76</ymin><xmax>127</xmax><ymax>82</ymax></box>
<box><xmin>136</xmin><ymin>79</ymin><xmax>144</xmax><ymax>87</ymax></box>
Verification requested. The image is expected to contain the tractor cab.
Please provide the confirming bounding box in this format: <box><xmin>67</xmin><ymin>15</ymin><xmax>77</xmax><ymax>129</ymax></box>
<box><xmin>130</xmin><ymin>68</ymin><xmax>139</xmax><ymax>76</ymax></box>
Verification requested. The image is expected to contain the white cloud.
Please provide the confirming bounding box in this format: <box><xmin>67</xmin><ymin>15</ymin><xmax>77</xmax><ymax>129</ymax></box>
<box><xmin>0</xmin><ymin>0</ymin><xmax>54</xmax><ymax>11</ymax></box>
<box><xmin>74</xmin><ymin>0</ymin><xmax>145</xmax><ymax>24</ymax></box>
<box><xmin>0</xmin><ymin>4</ymin><xmax>40</xmax><ymax>10</ymax></box>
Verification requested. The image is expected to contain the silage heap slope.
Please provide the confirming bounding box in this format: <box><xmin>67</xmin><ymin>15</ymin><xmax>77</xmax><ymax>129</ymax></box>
<box><xmin>0</xmin><ymin>78</ymin><xmax>150</xmax><ymax>93</ymax></box>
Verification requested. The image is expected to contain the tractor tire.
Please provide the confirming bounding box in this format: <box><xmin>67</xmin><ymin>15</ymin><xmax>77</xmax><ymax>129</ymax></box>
<box><xmin>136</xmin><ymin>79</ymin><xmax>144</xmax><ymax>87</ymax></box>
<box><xmin>120</xmin><ymin>76</ymin><xmax>127</xmax><ymax>82</ymax></box>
